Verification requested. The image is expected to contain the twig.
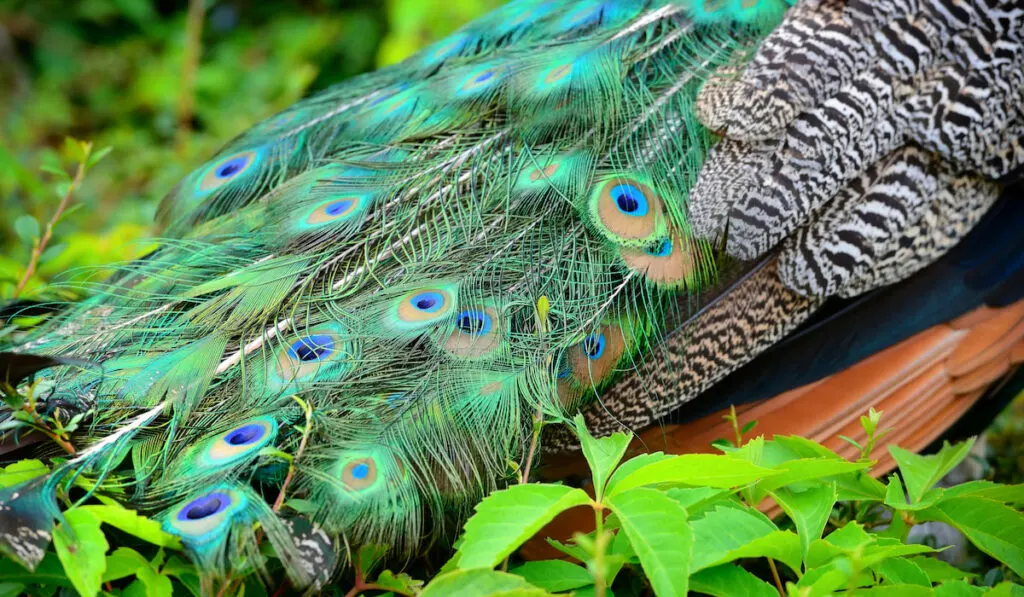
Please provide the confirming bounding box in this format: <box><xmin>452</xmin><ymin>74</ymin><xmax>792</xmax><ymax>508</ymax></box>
<box><xmin>12</xmin><ymin>158</ymin><xmax>86</xmax><ymax>299</ymax></box>
<box><xmin>176</xmin><ymin>0</ymin><xmax>206</xmax><ymax>155</ymax></box>
<box><xmin>272</xmin><ymin>396</ymin><xmax>313</xmax><ymax>512</ymax></box>
<box><xmin>767</xmin><ymin>557</ymin><xmax>785</xmax><ymax>596</ymax></box>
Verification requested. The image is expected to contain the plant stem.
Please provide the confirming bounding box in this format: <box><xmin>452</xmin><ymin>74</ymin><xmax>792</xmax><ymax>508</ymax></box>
<box><xmin>272</xmin><ymin>396</ymin><xmax>313</xmax><ymax>512</ymax></box>
<box><xmin>520</xmin><ymin>406</ymin><xmax>544</xmax><ymax>484</ymax></box>
<box><xmin>592</xmin><ymin>504</ymin><xmax>607</xmax><ymax>597</ymax></box>
<box><xmin>176</xmin><ymin>0</ymin><xmax>206</xmax><ymax>155</ymax></box>
<box><xmin>12</xmin><ymin>158</ymin><xmax>86</xmax><ymax>299</ymax></box>
<box><xmin>767</xmin><ymin>557</ymin><xmax>784</xmax><ymax>596</ymax></box>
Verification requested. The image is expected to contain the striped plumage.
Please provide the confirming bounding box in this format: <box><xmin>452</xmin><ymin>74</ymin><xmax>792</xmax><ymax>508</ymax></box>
<box><xmin>1</xmin><ymin>0</ymin><xmax>1022</xmax><ymax>591</ymax></box>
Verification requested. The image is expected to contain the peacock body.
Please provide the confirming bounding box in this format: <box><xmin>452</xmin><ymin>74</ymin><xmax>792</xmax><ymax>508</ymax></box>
<box><xmin>2</xmin><ymin>0</ymin><xmax>1022</xmax><ymax>592</ymax></box>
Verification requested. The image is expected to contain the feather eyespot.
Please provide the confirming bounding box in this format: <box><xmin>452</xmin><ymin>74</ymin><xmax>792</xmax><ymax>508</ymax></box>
<box><xmin>165</xmin><ymin>488</ymin><xmax>245</xmax><ymax>543</ymax></box>
<box><xmin>455</xmin><ymin>309</ymin><xmax>493</xmax><ymax>336</ymax></box>
<box><xmin>288</xmin><ymin>335</ymin><xmax>335</xmax><ymax>362</ymax></box>
<box><xmin>620</xmin><ymin>231</ymin><xmax>697</xmax><ymax>288</ymax></box>
<box><xmin>645</xmin><ymin>238</ymin><xmax>672</xmax><ymax>257</ymax></box>
<box><xmin>201</xmin><ymin>417</ymin><xmax>277</xmax><ymax>466</ymax></box>
<box><xmin>341</xmin><ymin>458</ymin><xmax>378</xmax><ymax>491</ymax></box>
<box><xmin>459</xmin><ymin>66</ymin><xmax>505</xmax><ymax>95</ymax></box>
<box><xmin>443</xmin><ymin>305</ymin><xmax>502</xmax><ymax>358</ymax></box>
<box><xmin>611</xmin><ymin>184</ymin><xmax>649</xmax><ymax>216</ymax></box>
<box><xmin>272</xmin><ymin>325</ymin><xmax>354</xmax><ymax>384</ymax></box>
<box><xmin>591</xmin><ymin>177</ymin><xmax>664</xmax><ymax>243</ymax></box>
<box><xmin>567</xmin><ymin>323</ymin><xmax>629</xmax><ymax>386</ymax></box>
<box><xmin>179</xmin><ymin>493</ymin><xmax>230</xmax><ymax>522</ymax></box>
<box><xmin>305</xmin><ymin>197</ymin><xmax>363</xmax><ymax>225</ymax></box>
<box><xmin>394</xmin><ymin>287</ymin><xmax>455</xmax><ymax>328</ymax></box>
<box><xmin>196</xmin><ymin>149</ymin><xmax>262</xmax><ymax>194</ymax></box>
<box><xmin>582</xmin><ymin>333</ymin><xmax>606</xmax><ymax>360</ymax></box>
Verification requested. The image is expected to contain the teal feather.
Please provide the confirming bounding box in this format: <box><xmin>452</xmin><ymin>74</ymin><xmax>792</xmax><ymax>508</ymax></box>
<box><xmin>0</xmin><ymin>0</ymin><xmax>798</xmax><ymax>586</ymax></box>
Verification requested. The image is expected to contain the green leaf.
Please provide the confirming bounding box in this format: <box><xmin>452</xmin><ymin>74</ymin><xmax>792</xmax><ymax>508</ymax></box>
<box><xmin>420</xmin><ymin>569</ymin><xmax>555</xmax><ymax>597</ymax></box>
<box><xmin>39</xmin><ymin>243</ymin><xmax>67</xmax><ymax>263</ymax></box>
<box><xmin>374</xmin><ymin>571</ymin><xmax>423</xmax><ymax>595</ymax></box>
<box><xmin>87</xmin><ymin>146</ymin><xmax>113</xmax><ymax>169</ymax></box>
<box><xmin>0</xmin><ymin>459</ymin><xmax>50</xmax><ymax>487</ymax></box>
<box><xmin>607</xmin><ymin>488</ymin><xmax>692</xmax><ymax>597</ymax></box>
<box><xmin>757</xmin><ymin>458</ymin><xmax>869</xmax><ymax>493</ymax></box>
<box><xmin>14</xmin><ymin>215</ymin><xmax>40</xmax><ymax>244</ymax></box>
<box><xmin>574</xmin><ymin>414</ymin><xmax>631</xmax><ymax>499</ymax></box>
<box><xmin>917</xmin><ymin>497</ymin><xmax>1024</xmax><ymax>577</ymax></box>
<box><xmin>82</xmin><ymin>505</ymin><xmax>182</xmax><ymax>548</ymax></box>
<box><xmin>53</xmin><ymin>508</ymin><xmax>109</xmax><ymax>597</ymax></box>
<box><xmin>909</xmin><ymin>556</ymin><xmax>976</xmax><ymax>583</ymax></box>
<box><xmin>874</xmin><ymin>557</ymin><xmax>930</xmax><ymax>587</ymax></box>
<box><xmin>0</xmin><ymin>552</ymin><xmax>71</xmax><ymax>586</ymax></box>
<box><xmin>769</xmin><ymin>483</ymin><xmax>836</xmax><ymax>566</ymax></box>
<box><xmin>357</xmin><ymin>543</ymin><xmax>391</xmax><ymax>577</ymax></box>
<box><xmin>889</xmin><ymin>440</ymin><xmax>974</xmax><ymax>503</ymax></box>
<box><xmin>940</xmin><ymin>481</ymin><xmax>1024</xmax><ymax>506</ymax></box>
<box><xmin>509</xmin><ymin>560</ymin><xmax>593</xmax><ymax>592</ymax></box>
<box><xmin>689</xmin><ymin>564</ymin><xmax>777</xmax><ymax>597</ymax></box>
<box><xmin>851</xmin><ymin>585</ymin><xmax>933</xmax><ymax>596</ymax></box>
<box><xmin>664</xmin><ymin>487</ymin><xmax>731</xmax><ymax>511</ymax></box>
<box><xmin>884</xmin><ymin>474</ymin><xmax>943</xmax><ymax>511</ymax></box>
<box><xmin>985</xmin><ymin>582</ymin><xmax>1024</xmax><ymax>597</ymax></box>
<box><xmin>136</xmin><ymin>565</ymin><xmax>173</xmax><ymax>597</ymax></box>
<box><xmin>934</xmin><ymin>580</ymin><xmax>986</xmax><ymax>597</ymax></box>
<box><xmin>102</xmin><ymin>547</ymin><xmax>148</xmax><ymax>582</ymax></box>
<box><xmin>689</xmin><ymin>506</ymin><xmax>805</xmax><ymax>573</ymax></box>
<box><xmin>0</xmin><ymin>583</ymin><xmax>25</xmax><ymax>597</ymax></box>
<box><xmin>606</xmin><ymin>454</ymin><xmax>776</xmax><ymax>497</ymax></box>
<box><xmin>450</xmin><ymin>484</ymin><xmax>591</xmax><ymax>569</ymax></box>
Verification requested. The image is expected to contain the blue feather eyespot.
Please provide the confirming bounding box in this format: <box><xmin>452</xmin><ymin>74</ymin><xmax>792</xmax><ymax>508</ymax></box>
<box><xmin>592</xmin><ymin>177</ymin><xmax>663</xmax><ymax>243</ymax></box>
<box><xmin>394</xmin><ymin>287</ymin><xmax>455</xmax><ymax>327</ymax></box>
<box><xmin>443</xmin><ymin>305</ymin><xmax>502</xmax><ymax>358</ymax></box>
<box><xmin>645</xmin><ymin>238</ymin><xmax>673</xmax><ymax>257</ymax></box>
<box><xmin>226</xmin><ymin>424</ymin><xmax>263</xmax><ymax>446</ymax></box>
<box><xmin>455</xmin><ymin>309</ymin><xmax>493</xmax><ymax>336</ymax></box>
<box><xmin>201</xmin><ymin>417</ymin><xmax>277</xmax><ymax>467</ymax></box>
<box><xmin>165</xmin><ymin>488</ymin><xmax>246</xmax><ymax>544</ymax></box>
<box><xmin>305</xmin><ymin>196</ymin><xmax>362</xmax><ymax>225</ymax></box>
<box><xmin>341</xmin><ymin>457</ymin><xmax>378</xmax><ymax>491</ymax></box>
<box><xmin>458</xmin><ymin>65</ymin><xmax>505</xmax><ymax>95</ymax></box>
<box><xmin>568</xmin><ymin>323</ymin><xmax>629</xmax><ymax>385</ymax></box>
<box><xmin>179</xmin><ymin>493</ymin><xmax>231</xmax><ymax>522</ymax></box>
<box><xmin>582</xmin><ymin>333</ymin><xmax>606</xmax><ymax>360</ymax></box>
<box><xmin>196</xmin><ymin>149</ymin><xmax>262</xmax><ymax>195</ymax></box>
<box><xmin>620</xmin><ymin>230</ymin><xmax>696</xmax><ymax>287</ymax></box>
<box><xmin>412</xmin><ymin>291</ymin><xmax>445</xmax><ymax>313</ymax></box>
<box><xmin>288</xmin><ymin>335</ymin><xmax>336</xmax><ymax>362</ymax></box>
<box><xmin>611</xmin><ymin>184</ymin><xmax>649</xmax><ymax>216</ymax></box>
<box><xmin>273</xmin><ymin>324</ymin><xmax>354</xmax><ymax>384</ymax></box>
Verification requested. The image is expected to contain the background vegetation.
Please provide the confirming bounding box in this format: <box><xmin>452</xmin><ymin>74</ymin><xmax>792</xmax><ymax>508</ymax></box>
<box><xmin>0</xmin><ymin>0</ymin><xmax>501</xmax><ymax>298</ymax></box>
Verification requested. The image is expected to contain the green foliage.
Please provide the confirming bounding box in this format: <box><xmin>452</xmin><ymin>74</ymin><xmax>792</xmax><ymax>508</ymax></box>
<box><xmin>4</xmin><ymin>403</ymin><xmax>1024</xmax><ymax>596</ymax></box>
<box><xmin>0</xmin><ymin>0</ymin><xmax>499</xmax><ymax>298</ymax></box>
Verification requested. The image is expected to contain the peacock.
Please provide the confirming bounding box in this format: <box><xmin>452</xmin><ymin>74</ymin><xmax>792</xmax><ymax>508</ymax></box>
<box><xmin>2</xmin><ymin>0</ymin><xmax>1023</xmax><ymax>592</ymax></box>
